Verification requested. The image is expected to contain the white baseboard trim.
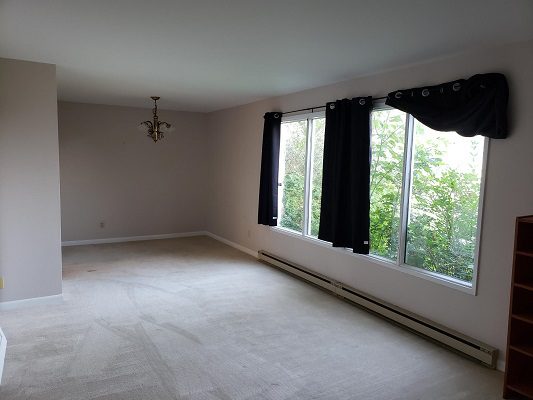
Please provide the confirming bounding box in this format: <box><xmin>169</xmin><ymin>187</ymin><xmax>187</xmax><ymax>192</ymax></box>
<box><xmin>0</xmin><ymin>294</ymin><xmax>64</xmax><ymax>311</ymax></box>
<box><xmin>61</xmin><ymin>231</ymin><xmax>205</xmax><ymax>246</ymax></box>
<box><xmin>61</xmin><ymin>231</ymin><xmax>258</xmax><ymax>259</ymax></box>
<box><xmin>204</xmin><ymin>232</ymin><xmax>258</xmax><ymax>258</ymax></box>
<box><xmin>0</xmin><ymin>232</ymin><xmax>253</xmax><ymax>312</ymax></box>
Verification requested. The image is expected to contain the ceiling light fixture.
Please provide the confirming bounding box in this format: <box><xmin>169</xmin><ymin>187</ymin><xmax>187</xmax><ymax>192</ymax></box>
<box><xmin>139</xmin><ymin>96</ymin><xmax>172</xmax><ymax>143</ymax></box>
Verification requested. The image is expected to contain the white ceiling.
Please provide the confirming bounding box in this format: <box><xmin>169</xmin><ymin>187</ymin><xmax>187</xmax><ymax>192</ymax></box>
<box><xmin>1</xmin><ymin>0</ymin><xmax>532</xmax><ymax>112</ymax></box>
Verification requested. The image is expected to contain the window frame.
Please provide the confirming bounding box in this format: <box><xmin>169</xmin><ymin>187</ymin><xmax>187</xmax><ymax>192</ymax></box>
<box><xmin>277</xmin><ymin>111</ymin><xmax>325</xmax><ymax>237</ymax></box>
<box><xmin>272</xmin><ymin>105</ymin><xmax>489</xmax><ymax>295</ymax></box>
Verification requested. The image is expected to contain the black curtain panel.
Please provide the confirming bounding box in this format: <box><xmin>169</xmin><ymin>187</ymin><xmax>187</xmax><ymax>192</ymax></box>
<box><xmin>258</xmin><ymin>112</ymin><xmax>282</xmax><ymax>226</ymax></box>
<box><xmin>385</xmin><ymin>73</ymin><xmax>509</xmax><ymax>139</ymax></box>
<box><xmin>318</xmin><ymin>97</ymin><xmax>372</xmax><ymax>254</ymax></box>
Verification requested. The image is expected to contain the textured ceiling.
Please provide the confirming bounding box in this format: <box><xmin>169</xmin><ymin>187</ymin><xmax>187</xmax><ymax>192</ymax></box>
<box><xmin>1</xmin><ymin>0</ymin><xmax>532</xmax><ymax>112</ymax></box>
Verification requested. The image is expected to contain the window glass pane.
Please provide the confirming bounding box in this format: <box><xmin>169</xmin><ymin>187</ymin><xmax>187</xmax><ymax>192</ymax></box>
<box><xmin>309</xmin><ymin>117</ymin><xmax>325</xmax><ymax>237</ymax></box>
<box><xmin>278</xmin><ymin>120</ymin><xmax>307</xmax><ymax>232</ymax></box>
<box><xmin>369</xmin><ymin>108</ymin><xmax>406</xmax><ymax>261</ymax></box>
<box><xmin>405</xmin><ymin>120</ymin><xmax>484</xmax><ymax>282</ymax></box>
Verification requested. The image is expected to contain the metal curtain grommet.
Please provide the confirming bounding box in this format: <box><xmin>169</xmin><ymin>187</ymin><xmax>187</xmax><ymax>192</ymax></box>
<box><xmin>359</xmin><ymin>98</ymin><xmax>366</xmax><ymax>106</ymax></box>
<box><xmin>422</xmin><ymin>88</ymin><xmax>430</xmax><ymax>97</ymax></box>
<box><xmin>273</xmin><ymin>113</ymin><xmax>280</xmax><ymax>118</ymax></box>
<box><xmin>394</xmin><ymin>91</ymin><xmax>402</xmax><ymax>99</ymax></box>
<box><xmin>452</xmin><ymin>82</ymin><xmax>461</xmax><ymax>92</ymax></box>
<box><xmin>329</xmin><ymin>103</ymin><xmax>336</xmax><ymax>110</ymax></box>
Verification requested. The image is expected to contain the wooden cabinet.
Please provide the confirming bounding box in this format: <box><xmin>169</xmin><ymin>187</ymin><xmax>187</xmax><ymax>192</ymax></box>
<box><xmin>504</xmin><ymin>215</ymin><xmax>533</xmax><ymax>399</ymax></box>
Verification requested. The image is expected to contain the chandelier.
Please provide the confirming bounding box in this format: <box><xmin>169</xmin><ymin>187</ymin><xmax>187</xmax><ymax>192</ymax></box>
<box><xmin>139</xmin><ymin>96</ymin><xmax>172</xmax><ymax>142</ymax></box>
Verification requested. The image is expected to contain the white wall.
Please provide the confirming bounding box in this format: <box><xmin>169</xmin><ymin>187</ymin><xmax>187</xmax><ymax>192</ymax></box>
<box><xmin>206</xmin><ymin>40</ymin><xmax>533</xmax><ymax>366</ymax></box>
<box><xmin>58</xmin><ymin>102</ymin><xmax>208</xmax><ymax>241</ymax></box>
<box><xmin>0</xmin><ymin>58</ymin><xmax>62</xmax><ymax>303</ymax></box>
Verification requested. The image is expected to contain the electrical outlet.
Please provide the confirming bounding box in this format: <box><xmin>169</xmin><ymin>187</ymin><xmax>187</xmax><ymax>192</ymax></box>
<box><xmin>0</xmin><ymin>277</ymin><xmax>4</xmax><ymax>289</ymax></box>
<box><xmin>100</xmin><ymin>221</ymin><xmax>105</xmax><ymax>228</ymax></box>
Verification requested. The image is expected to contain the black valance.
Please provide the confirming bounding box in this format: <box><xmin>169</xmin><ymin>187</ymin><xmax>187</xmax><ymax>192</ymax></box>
<box><xmin>385</xmin><ymin>73</ymin><xmax>509</xmax><ymax>139</ymax></box>
<box><xmin>258</xmin><ymin>112</ymin><xmax>282</xmax><ymax>226</ymax></box>
<box><xmin>318</xmin><ymin>97</ymin><xmax>372</xmax><ymax>254</ymax></box>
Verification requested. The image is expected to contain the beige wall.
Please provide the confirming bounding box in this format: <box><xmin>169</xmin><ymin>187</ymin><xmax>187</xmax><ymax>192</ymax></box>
<box><xmin>58</xmin><ymin>102</ymin><xmax>208</xmax><ymax>241</ymax></box>
<box><xmin>0</xmin><ymin>58</ymin><xmax>62</xmax><ymax>302</ymax></box>
<box><xmin>206</xmin><ymin>40</ymin><xmax>533</xmax><ymax>366</ymax></box>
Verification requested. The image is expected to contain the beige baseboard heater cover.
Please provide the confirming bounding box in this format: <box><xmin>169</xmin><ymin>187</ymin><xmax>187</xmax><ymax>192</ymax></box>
<box><xmin>258</xmin><ymin>250</ymin><xmax>497</xmax><ymax>369</ymax></box>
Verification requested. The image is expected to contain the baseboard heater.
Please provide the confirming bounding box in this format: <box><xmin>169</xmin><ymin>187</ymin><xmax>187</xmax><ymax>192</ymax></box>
<box><xmin>258</xmin><ymin>250</ymin><xmax>497</xmax><ymax>369</ymax></box>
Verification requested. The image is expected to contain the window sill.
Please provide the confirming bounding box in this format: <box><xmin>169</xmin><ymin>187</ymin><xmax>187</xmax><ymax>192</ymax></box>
<box><xmin>269</xmin><ymin>226</ymin><xmax>476</xmax><ymax>296</ymax></box>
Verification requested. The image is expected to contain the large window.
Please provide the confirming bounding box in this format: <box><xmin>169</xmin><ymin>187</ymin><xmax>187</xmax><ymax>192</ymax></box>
<box><xmin>278</xmin><ymin>113</ymin><xmax>325</xmax><ymax>236</ymax></box>
<box><xmin>404</xmin><ymin>119</ymin><xmax>485</xmax><ymax>283</ymax></box>
<box><xmin>370</xmin><ymin>104</ymin><xmax>486</xmax><ymax>286</ymax></box>
<box><xmin>277</xmin><ymin>106</ymin><xmax>486</xmax><ymax>289</ymax></box>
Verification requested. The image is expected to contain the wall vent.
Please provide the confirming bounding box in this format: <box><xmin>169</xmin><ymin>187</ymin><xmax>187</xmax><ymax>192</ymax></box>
<box><xmin>258</xmin><ymin>250</ymin><xmax>497</xmax><ymax>368</ymax></box>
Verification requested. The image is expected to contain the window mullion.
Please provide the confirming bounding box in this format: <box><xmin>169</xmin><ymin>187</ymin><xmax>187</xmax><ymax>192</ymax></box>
<box><xmin>398</xmin><ymin>114</ymin><xmax>415</xmax><ymax>265</ymax></box>
<box><xmin>303</xmin><ymin>118</ymin><xmax>314</xmax><ymax>236</ymax></box>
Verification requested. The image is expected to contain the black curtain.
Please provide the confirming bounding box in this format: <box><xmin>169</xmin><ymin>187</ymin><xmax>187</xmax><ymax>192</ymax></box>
<box><xmin>258</xmin><ymin>112</ymin><xmax>282</xmax><ymax>226</ymax></box>
<box><xmin>318</xmin><ymin>97</ymin><xmax>372</xmax><ymax>254</ymax></box>
<box><xmin>385</xmin><ymin>73</ymin><xmax>508</xmax><ymax>139</ymax></box>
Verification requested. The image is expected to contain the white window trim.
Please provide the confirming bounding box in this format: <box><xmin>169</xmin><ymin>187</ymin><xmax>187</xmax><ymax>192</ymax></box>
<box><xmin>271</xmin><ymin>225</ymin><xmax>478</xmax><ymax>295</ymax></box>
<box><xmin>281</xmin><ymin>110</ymin><xmax>325</xmax><ymax>123</ymax></box>
<box><xmin>275</xmin><ymin>106</ymin><xmax>488</xmax><ymax>296</ymax></box>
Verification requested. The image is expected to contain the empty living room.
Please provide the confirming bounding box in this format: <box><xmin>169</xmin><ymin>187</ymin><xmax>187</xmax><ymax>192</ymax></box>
<box><xmin>1</xmin><ymin>1</ymin><xmax>533</xmax><ymax>399</ymax></box>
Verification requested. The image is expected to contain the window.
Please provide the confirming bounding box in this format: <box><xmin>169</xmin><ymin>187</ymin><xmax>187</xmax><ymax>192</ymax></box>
<box><xmin>370</xmin><ymin>104</ymin><xmax>486</xmax><ymax>287</ymax></box>
<box><xmin>404</xmin><ymin>119</ymin><xmax>485</xmax><ymax>283</ymax></box>
<box><xmin>369</xmin><ymin>107</ymin><xmax>406</xmax><ymax>261</ymax></box>
<box><xmin>278</xmin><ymin>113</ymin><xmax>325</xmax><ymax>236</ymax></box>
<box><xmin>276</xmin><ymin>105</ymin><xmax>486</xmax><ymax>290</ymax></box>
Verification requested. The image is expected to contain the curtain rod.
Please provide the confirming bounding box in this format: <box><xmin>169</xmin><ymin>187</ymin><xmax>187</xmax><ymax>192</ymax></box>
<box><xmin>281</xmin><ymin>95</ymin><xmax>388</xmax><ymax>115</ymax></box>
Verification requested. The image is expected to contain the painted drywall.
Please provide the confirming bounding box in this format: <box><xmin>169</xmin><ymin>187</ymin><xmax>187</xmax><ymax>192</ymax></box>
<box><xmin>206</xmin><ymin>40</ymin><xmax>533</xmax><ymax>366</ymax></box>
<box><xmin>58</xmin><ymin>102</ymin><xmax>208</xmax><ymax>241</ymax></box>
<box><xmin>0</xmin><ymin>58</ymin><xmax>62</xmax><ymax>303</ymax></box>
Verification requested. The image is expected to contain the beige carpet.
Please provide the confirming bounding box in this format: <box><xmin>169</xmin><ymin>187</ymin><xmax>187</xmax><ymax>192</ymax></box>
<box><xmin>0</xmin><ymin>236</ymin><xmax>503</xmax><ymax>399</ymax></box>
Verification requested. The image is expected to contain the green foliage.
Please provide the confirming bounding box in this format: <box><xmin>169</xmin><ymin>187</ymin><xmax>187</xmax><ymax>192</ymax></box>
<box><xmin>370</xmin><ymin>111</ymin><xmax>482</xmax><ymax>282</ymax></box>
<box><xmin>278</xmin><ymin>111</ymin><xmax>482</xmax><ymax>283</ymax></box>
<box><xmin>279</xmin><ymin>118</ymin><xmax>325</xmax><ymax>235</ymax></box>
<box><xmin>405</xmin><ymin>127</ymin><xmax>482</xmax><ymax>282</ymax></box>
<box><xmin>280</xmin><ymin>172</ymin><xmax>305</xmax><ymax>231</ymax></box>
<box><xmin>310</xmin><ymin>119</ymin><xmax>325</xmax><ymax>236</ymax></box>
<box><xmin>369</xmin><ymin>110</ymin><xmax>405</xmax><ymax>260</ymax></box>
<box><xmin>279</xmin><ymin>121</ymin><xmax>306</xmax><ymax>231</ymax></box>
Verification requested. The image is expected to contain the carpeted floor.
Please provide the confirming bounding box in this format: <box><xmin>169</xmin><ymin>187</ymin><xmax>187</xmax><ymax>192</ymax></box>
<box><xmin>0</xmin><ymin>236</ymin><xmax>503</xmax><ymax>399</ymax></box>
